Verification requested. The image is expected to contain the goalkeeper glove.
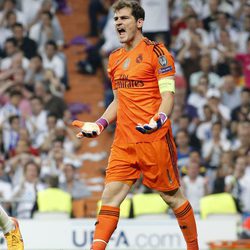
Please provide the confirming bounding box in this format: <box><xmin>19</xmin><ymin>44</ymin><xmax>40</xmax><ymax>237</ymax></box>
<box><xmin>72</xmin><ymin>117</ymin><xmax>108</xmax><ymax>138</ymax></box>
<box><xmin>136</xmin><ymin>112</ymin><xmax>168</xmax><ymax>134</ymax></box>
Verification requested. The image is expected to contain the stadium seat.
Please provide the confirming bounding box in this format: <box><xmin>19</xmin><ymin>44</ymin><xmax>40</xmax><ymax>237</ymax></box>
<box><xmin>97</xmin><ymin>198</ymin><xmax>132</xmax><ymax>218</ymax></box>
<box><xmin>132</xmin><ymin>193</ymin><xmax>168</xmax><ymax>219</ymax></box>
<box><xmin>200</xmin><ymin>193</ymin><xmax>238</xmax><ymax>219</ymax></box>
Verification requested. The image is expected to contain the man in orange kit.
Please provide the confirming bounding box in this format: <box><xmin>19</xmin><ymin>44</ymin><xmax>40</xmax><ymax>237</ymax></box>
<box><xmin>72</xmin><ymin>1</ymin><xmax>199</xmax><ymax>249</ymax></box>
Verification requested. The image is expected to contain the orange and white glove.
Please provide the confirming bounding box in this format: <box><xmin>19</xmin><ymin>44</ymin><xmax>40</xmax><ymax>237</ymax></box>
<box><xmin>136</xmin><ymin>112</ymin><xmax>168</xmax><ymax>134</ymax></box>
<box><xmin>72</xmin><ymin>117</ymin><xmax>108</xmax><ymax>138</ymax></box>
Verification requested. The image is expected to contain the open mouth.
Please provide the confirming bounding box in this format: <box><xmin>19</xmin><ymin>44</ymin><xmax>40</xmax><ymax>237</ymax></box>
<box><xmin>117</xmin><ymin>28</ymin><xmax>126</xmax><ymax>36</ymax></box>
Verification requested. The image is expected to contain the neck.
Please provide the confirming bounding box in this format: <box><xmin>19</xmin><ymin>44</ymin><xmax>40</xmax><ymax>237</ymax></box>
<box><xmin>124</xmin><ymin>33</ymin><xmax>144</xmax><ymax>51</ymax></box>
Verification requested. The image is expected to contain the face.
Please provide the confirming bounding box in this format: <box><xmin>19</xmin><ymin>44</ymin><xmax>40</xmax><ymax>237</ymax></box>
<box><xmin>5</xmin><ymin>41</ymin><xmax>16</xmax><ymax>56</ymax></box>
<box><xmin>45</xmin><ymin>44</ymin><xmax>56</xmax><ymax>57</ymax></box>
<box><xmin>10</xmin><ymin>117</ymin><xmax>20</xmax><ymax>131</ymax></box>
<box><xmin>31</xmin><ymin>98</ymin><xmax>43</xmax><ymax>115</ymax></box>
<box><xmin>63</xmin><ymin>164</ymin><xmax>74</xmax><ymax>181</ymax></box>
<box><xmin>47</xmin><ymin>116</ymin><xmax>57</xmax><ymax>129</ymax></box>
<box><xmin>41</xmin><ymin>13</ymin><xmax>51</xmax><ymax>26</ymax></box>
<box><xmin>11</xmin><ymin>94</ymin><xmax>21</xmax><ymax>106</ymax></box>
<box><xmin>212</xmin><ymin>123</ymin><xmax>221</xmax><ymax>137</ymax></box>
<box><xmin>13</xmin><ymin>26</ymin><xmax>23</xmax><ymax>40</ymax></box>
<box><xmin>187</xmin><ymin>162</ymin><xmax>200</xmax><ymax>178</ymax></box>
<box><xmin>25</xmin><ymin>163</ymin><xmax>39</xmax><ymax>182</ymax></box>
<box><xmin>114</xmin><ymin>7</ymin><xmax>143</xmax><ymax>45</ymax></box>
<box><xmin>176</xmin><ymin>131</ymin><xmax>189</xmax><ymax>147</ymax></box>
<box><xmin>241</xmin><ymin>91</ymin><xmax>250</xmax><ymax>105</ymax></box>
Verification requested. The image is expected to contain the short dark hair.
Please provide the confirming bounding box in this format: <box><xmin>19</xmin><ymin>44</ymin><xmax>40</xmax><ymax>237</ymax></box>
<box><xmin>9</xmin><ymin>115</ymin><xmax>19</xmax><ymax>124</ymax></box>
<box><xmin>9</xmin><ymin>89</ymin><xmax>22</xmax><ymax>97</ymax></box>
<box><xmin>42</xmin><ymin>10</ymin><xmax>53</xmax><ymax>20</ymax></box>
<box><xmin>45</xmin><ymin>40</ymin><xmax>57</xmax><ymax>50</ymax></box>
<box><xmin>112</xmin><ymin>0</ymin><xmax>145</xmax><ymax>21</ymax></box>
<box><xmin>12</xmin><ymin>22</ymin><xmax>23</xmax><ymax>29</ymax></box>
<box><xmin>5</xmin><ymin>37</ymin><xmax>18</xmax><ymax>47</ymax></box>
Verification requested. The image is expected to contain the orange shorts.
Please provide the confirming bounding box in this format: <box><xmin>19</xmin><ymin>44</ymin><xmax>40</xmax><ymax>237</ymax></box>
<box><xmin>106</xmin><ymin>131</ymin><xmax>180</xmax><ymax>192</ymax></box>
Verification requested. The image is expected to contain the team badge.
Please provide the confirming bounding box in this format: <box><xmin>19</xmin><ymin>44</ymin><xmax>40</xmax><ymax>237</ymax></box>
<box><xmin>136</xmin><ymin>54</ymin><xmax>143</xmax><ymax>63</ymax></box>
<box><xmin>123</xmin><ymin>58</ymin><xmax>130</xmax><ymax>69</ymax></box>
<box><xmin>158</xmin><ymin>55</ymin><xmax>167</xmax><ymax>67</ymax></box>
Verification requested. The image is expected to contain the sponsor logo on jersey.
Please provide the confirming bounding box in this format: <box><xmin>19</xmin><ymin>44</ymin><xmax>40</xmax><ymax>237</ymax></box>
<box><xmin>158</xmin><ymin>66</ymin><xmax>172</xmax><ymax>74</ymax></box>
<box><xmin>123</xmin><ymin>58</ymin><xmax>130</xmax><ymax>69</ymax></box>
<box><xmin>136</xmin><ymin>54</ymin><xmax>143</xmax><ymax>63</ymax></box>
<box><xmin>115</xmin><ymin>74</ymin><xmax>144</xmax><ymax>88</ymax></box>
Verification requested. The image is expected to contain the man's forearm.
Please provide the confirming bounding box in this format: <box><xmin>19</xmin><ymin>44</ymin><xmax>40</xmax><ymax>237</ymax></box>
<box><xmin>101</xmin><ymin>98</ymin><xmax>118</xmax><ymax>124</ymax></box>
<box><xmin>158</xmin><ymin>91</ymin><xmax>174</xmax><ymax>117</ymax></box>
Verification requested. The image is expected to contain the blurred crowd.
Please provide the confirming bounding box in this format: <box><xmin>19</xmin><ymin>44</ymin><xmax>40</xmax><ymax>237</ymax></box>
<box><xmin>0</xmin><ymin>0</ymin><xmax>249</xmax><ymax>221</ymax></box>
<box><xmin>0</xmin><ymin>0</ymin><xmax>93</xmax><ymax>219</ymax></box>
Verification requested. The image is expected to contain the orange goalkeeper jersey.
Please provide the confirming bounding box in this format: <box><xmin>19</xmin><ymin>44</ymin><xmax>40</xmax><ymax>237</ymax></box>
<box><xmin>107</xmin><ymin>38</ymin><xmax>176</xmax><ymax>144</ymax></box>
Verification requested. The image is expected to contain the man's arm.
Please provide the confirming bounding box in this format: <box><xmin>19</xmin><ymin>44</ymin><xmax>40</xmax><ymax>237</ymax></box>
<box><xmin>136</xmin><ymin>76</ymin><xmax>175</xmax><ymax>134</ymax></box>
<box><xmin>157</xmin><ymin>76</ymin><xmax>175</xmax><ymax>117</ymax></box>
<box><xmin>100</xmin><ymin>90</ymin><xmax>118</xmax><ymax>124</ymax></box>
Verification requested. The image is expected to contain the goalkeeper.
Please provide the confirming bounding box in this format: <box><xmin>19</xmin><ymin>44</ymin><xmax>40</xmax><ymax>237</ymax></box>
<box><xmin>72</xmin><ymin>1</ymin><xmax>199</xmax><ymax>250</ymax></box>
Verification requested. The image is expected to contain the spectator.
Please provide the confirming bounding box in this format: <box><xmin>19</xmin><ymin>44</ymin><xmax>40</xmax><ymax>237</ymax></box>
<box><xmin>189</xmin><ymin>54</ymin><xmax>221</xmax><ymax>90</ymax></box>
<box><xmin>177</xmin><ymin>44</ymin><xmax>201</xmax><ymax>94</ymax></box>
<box><xmin>236</xmin><ymin>15</ymin><xmax>250</xmax><ymax>53</ymax></box>
<box><xmin>175</xmin><ymin>129</ymin><xmax>193</xmax><ymax>171</ymax></box>
<box><xmin>235</xmin><ymin>37</ymin><xmax>250</xmax><ymax>88</ymax></box>
<box><xmin>0</xmin><ymin>89</ymin><xmax>22</xmax><ymax>126</ymax></box>
<box><xmin>33</xmin><ymin>80</ymin><xmax>67</xmax><ymax>119</ymax></box>
<box><xmin>202</xmin><ymin>121</ymin><xmax>231</xmax><ymax>169</ymax></box>
<box><xmin>0</xmin><ymin>0</ymin><xmax>27</xmax><ymax>27</ymax></box>
<box><xmin>175</xmin><ymin>14</ymin><xmax>210</xmax><ymax>52</ymax></box>
<box><xmin>225</xmin><ymin>156</ymin><xmax>250</xmax><ymax>213</ymax></box>
<box><xmin>170</xmin><ymin>103</ymin><xmax>183</xmax><ymax>136</ymax></box>
<box><xmin>141</xmin><ymin>0</ymin><xmax>170</xmax><ymax>46</ymax></box>
<box><xmin>43</xmin><ymin>68</ymin><xmax>65</xmax><ymax>97</ymax></box>
<box><xmin>2</xmin><ymin>115</ymin><xmax>20</xmax><ymax>157</ymax></box>
<box><xmin>11</xmin><ymin>161</ymin><xmax>45</xmax><ymax>218</ymax></box>
<box><xmin>209</xmin><ymin>11</ymin><xmax>238</xmax><ymax>45</ymax></box>
<box><xmin>182</xmin><ymin>160</ymin><xmax>209</xmax><ymax>213</ymax></box>
<box><xmin>41</xmin><ymin>40</ymin><xmax>64</xmax><ymax>81</ymax></box>
<box><xmin>213</xmin><ymin>29</ymin><xmax>237</xmax><ymax>76</ymax></box>
<box><xmin>206</xmin><ymin>88</ymin><xmax>231</xmax><ymax>124</ymax></box>
<box><xmin>231</xmin><ymin>88</ymin><xmax>250</xmax><ymax>122</ymax></box>
<box><xmin>232</xmin><ymin>121</ymin><xmax>250</xmax><ymax>157</ymax></box>
<box><xmin>228</xmin><ymin>60</ymin><xmax>245</xmax><ymax>87</ymax></box>
<box><xmin>25</xmin><ymin>96</ymin><xmax>48</xmax><ymax>149</ymax></box>
<box><xmin>29</xmin><ymin>10</ymin><xmax>64</xmax><ymax>52</ymax></box>
<box><xmin>36</xmin><ymin>174</ymin><xmax>72</xmax><ymax>215</ymax></box>
<box><xmin>212</xmin><ymin>151</ymin><xmax>234</xmax><ymax>194</ymax></box>
<box><xmin>60</xmin><ymin>163</ymin><xmax>91</xmax><ymax>200</ymax></box>
<box><xmin>221</xmin><ymin>75</ymin><xmax>242</xmax><ymax>111</ymax></box>
<box><xmin>187</xmin><ymin>74</ymin><xmax>208</xmax><ymax>114</ymax></box>
<box><xmin>52</xmin><ymin>120</ymin><xmax>81</xmax><ymax>154</ymax></box>
<box><xmin>0</xmin><ymin>10</ymin><xmax>15</xmax><ymax>51</ymax></box>
<box><xmin>86</xmin><ymin>0</ymin><xmax>111</xmax><ymax>37</ymax></box>
<box><xmin>11</xmin><ymin>22</ymin><xmax>37</xmax><ymax>59</ymax></box>
<box><xmin>0</xmin><ymin>160</ymin><xmax>12</xmax><ymax>212</ymax></box>
<box><xmin>202</xmin><ymin>0</ymin><xmax>219</xmax><ymax>32</ymax></box>
<box><xmin>24</xmin><ymin>54</ymin><xmax>44</xmax><ymax>87</ymax></box>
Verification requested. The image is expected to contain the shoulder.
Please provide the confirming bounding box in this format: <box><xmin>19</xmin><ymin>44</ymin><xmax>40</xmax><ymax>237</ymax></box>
<box><xmin>143</xmin><ymin>38</ymin><xmax>168</xmax><ymax>56</ymax></box>
<box><xmin>109</xmin><ymin>47</ymin><xmax>123</xmax><ymax>57</ymax></box>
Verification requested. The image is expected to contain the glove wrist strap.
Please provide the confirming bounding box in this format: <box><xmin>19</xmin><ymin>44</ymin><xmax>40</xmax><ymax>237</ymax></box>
<box><xmin>159</xmin><ymin>112</ymin><xmax>168</xmax><ymax>124</ymax></box>
<box><xmin>96</xmin><ymin>117</ymin><xmax>109</xmax><ymax>131</ymax></box>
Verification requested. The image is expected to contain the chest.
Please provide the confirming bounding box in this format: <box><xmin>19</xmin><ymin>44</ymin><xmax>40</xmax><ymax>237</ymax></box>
<box><xmin>113</xmin><ymin>52</ymin><xmax>154</xmax><ymax>81</ymax></box>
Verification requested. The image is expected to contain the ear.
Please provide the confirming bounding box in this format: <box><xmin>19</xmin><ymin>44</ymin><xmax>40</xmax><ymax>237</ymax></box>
<box><xmin>137</xmin><ymin>18</ymin><xmax>144</xmax><ymax>29</ymax></box>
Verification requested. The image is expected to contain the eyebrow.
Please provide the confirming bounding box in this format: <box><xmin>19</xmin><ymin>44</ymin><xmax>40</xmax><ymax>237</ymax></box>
<box><xmin>114</xmin><ymin>15</ymin><xmax>130</xmax><ymax>21</ymax></box>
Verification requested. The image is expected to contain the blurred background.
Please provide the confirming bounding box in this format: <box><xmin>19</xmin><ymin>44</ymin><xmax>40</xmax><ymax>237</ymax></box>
<box><xmin>0</xmin><ymin>0</ymin><xmax>249</xmax><ymax>249</ymax></box>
